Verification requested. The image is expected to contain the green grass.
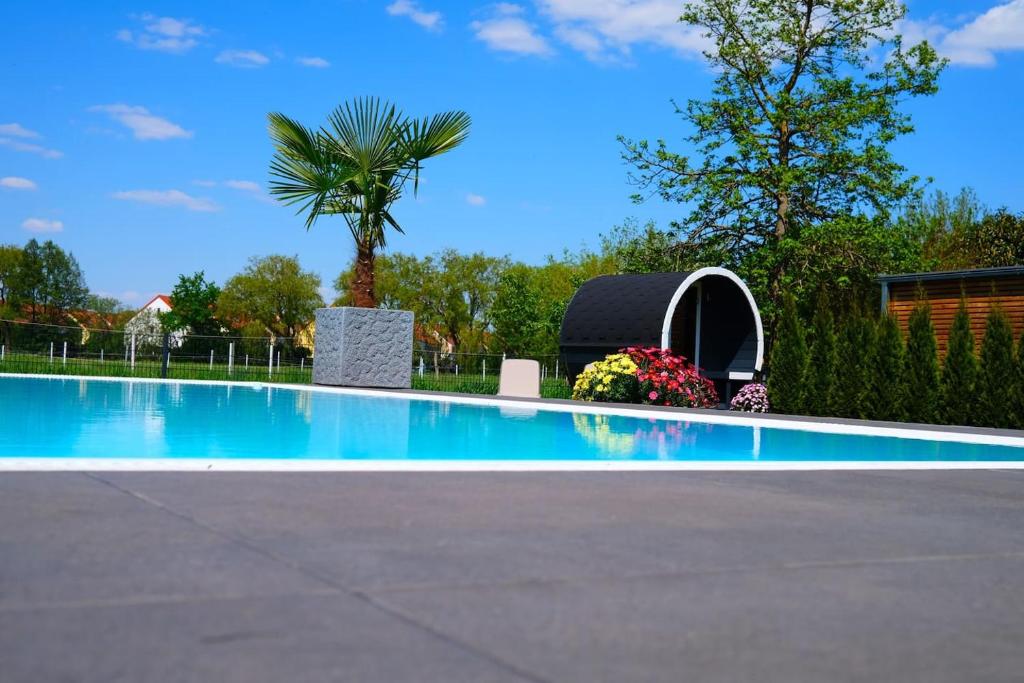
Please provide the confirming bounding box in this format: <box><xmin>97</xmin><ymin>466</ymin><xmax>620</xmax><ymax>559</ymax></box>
<box><xmin>0</xmin><ymin>352</ymin><xmax>574</xmax><ymax>398</ymax></box>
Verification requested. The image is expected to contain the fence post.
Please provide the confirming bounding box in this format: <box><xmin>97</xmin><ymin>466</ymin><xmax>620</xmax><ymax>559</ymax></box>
<box><xmin>62</xmin><ymin>341</ymin><xmax>67</xmax><ymax>366</ymax></box>
<box><xmin>482</xmin><ymin>358</ymin><xmax>486</xmax><ymax>379</ymax></box>
<box><xmin>228</xmin><ymin>342</ymin><xmax>235</xmax><ymax>375</ymax></box>
<box><xmin>455</xmin><ymin>364</ymin><xmax>459</xmax><ymax>377</ymax></box>
<box><xmin>268</xmin><ymin>342</ymin><xmax>273</xmax><ymax>378</ymax></box>
<box><xmin>419</xmin><ymin>357</ymin><xmax>424</xmax><ymax>377</ymax></box>
<box><xmin>209</xmin><ymin>349</ymin><xmax>214</xmax><ymax>370</ymax></box>
<box><xmin>130</xmin><ymin>333</ymin><xmax>136</xmax><ymax>371</ymax></box>
<box><xmin>100</xmin><ymin>349</ymin><xmax>104</xmax><ymax>363</ymax></box>
<box><xmin>555</xmin><ymin>358</ymin><xmax>559</xmax><ymax>379</ymax></box>
<box><xmin>300</xmin><ymin>357</ymin><xmax>305</xmax><ymax>372</ymax></box>
<box><xmin>1</xmin><ymin>345</ymin><xmax>4</xmax><ymax>362</ymax></box>
<box><xmin>49</xmin><ymin>342</ymin><xmax>54</xmax><ymax>363</ymax></box>
<box><xmin>160</xmin><ymin>333</ymin><xmax>170</xmax><ymax>379</ymax></box>
<box><xmin>434</xmin><ymin>351</ymin><xmax>438</xmax><ymax>378</ymax></box>
<box><xmin>245</xmin><ymin>354</ymin><xmax>249</xmax><ymax>368</ymax></box>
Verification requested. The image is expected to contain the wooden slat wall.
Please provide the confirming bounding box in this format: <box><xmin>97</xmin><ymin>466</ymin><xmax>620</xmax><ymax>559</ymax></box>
<box><xmin>886</xmin><ymin>276</ymin><xmax>1024</xmax><ymax>357</ymax></box>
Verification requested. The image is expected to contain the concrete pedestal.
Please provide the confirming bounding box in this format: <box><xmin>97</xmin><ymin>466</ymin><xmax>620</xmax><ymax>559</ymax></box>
<box><xmin>312</xmin><ymin>307</ymin><xmax>413</xmax><ymax>388</ymax></box>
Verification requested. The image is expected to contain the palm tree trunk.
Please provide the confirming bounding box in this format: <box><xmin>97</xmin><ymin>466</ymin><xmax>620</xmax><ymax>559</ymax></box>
<box><xmin>351</xmin><ymin>242</ymin><xmax>376</xmax><ymax>308</ymax></box>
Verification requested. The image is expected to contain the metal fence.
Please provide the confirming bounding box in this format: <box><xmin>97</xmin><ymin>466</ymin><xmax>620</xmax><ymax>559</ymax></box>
<box><xmin>0</xmin><ymin>320</ymin><xmax>311</xmax><ymax>384</ymax></box>
<box><xmin>0</xmin><ymin>319</ymin><xmax>573</xmax><ymax>398</ymax></box>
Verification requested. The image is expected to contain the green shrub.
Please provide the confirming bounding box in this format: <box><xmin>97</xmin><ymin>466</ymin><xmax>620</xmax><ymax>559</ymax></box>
<box><xmin>832</xmin><ymin>310</ymin><xmax>873</xmax><ymax>419</ymax></box>
<box><xmin>1014</xmin><ymin>333</ymin><xmax>1024</xmax><ymax>429</ymax></box>
<box><xmin>871</xmin><ymin>314</ymin><xmax>906</xmax><ymax>422</ymax></box>
<box><xmin>977</xmin><ymin>305</ymin><xmax>1016</xmax><ymax>428</ymax></box>
<box><xmin>904</xmin><ymin>302</ymin><xmax>939</xmax><ymax>424</ymax></box>
<box><xmin>767</xmin><ymin>292</ymin><xmax>808</xmax><ymax>414</ymax></box>
<box><xmin>805</xmin><ymin>295</ymin><xmax>836</xmax><ymax>417</ymax></box>
<box><xmin>939</xmin><ymin>299</ymin><xmax>977</xmax><ymax>426</ymax></box>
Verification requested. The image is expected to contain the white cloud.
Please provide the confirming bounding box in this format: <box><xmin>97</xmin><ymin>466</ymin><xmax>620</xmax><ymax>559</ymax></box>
<box><xmin>215</xmin><ymin>49</ymin><xmax>270</xmax><ymax>68</ymax></box>
<box><xmin>465</xmin><ymin>193</ymin><xmax>487</xmax><ymax>206</ymax></box>
<box><xmin>537</xmin><ymin>0</ymin><xmax>710</xmax><ymax>62</ymax></box>
<box><xmin>1</xmin><ymin>176</ymin><xmax>37</xmax><ymax>190</ymax></box>
<box><xmin>935</xmin><ymin>1</ymin><xmax>1024</xmax><ymax>66</ymax></box>
<box><xmin>0</xmin><ymin>138</ymin><xmax>63</xmax><ymax>159</ymax></box>
<box><xmin>225</xmin><ymin>179</ymin><xmax>276</xmax><ymax>203</ymax></box>
<box><xmin>112</xmin><ymin>189</ymin><xmax>219</xmax><ymax>212</ymax></box>
<box><xmin>224</xmin><ymin>179</ymin><xmax>262</xmax><ymax>193</ymax></box>
<box><xmin>89</xmin><ymin>104</ymin><xmax>192</xmax><ymax>141</ymax></box>
<box><xmin>22</xmin><ymin>218</ymin><xmax>63</xmax><ymax>233</ymax></box>
<box><xmin>117</xmin><ymin>14</ymin><xmax>207</xmax><ymax>54</ymax></box>
<box><xmin>296</xmin><ymin>56</ymin><xmax>330</xmax><ymax>68</ymax></box>
<box><xmin>387</xmin><ymin>1</ymin><xmax>443</xmax><ymax>31</ymax></box>
<box><xmin>190</xmin><ymin>179</ymin><xmax>275</xmax><ymax>203</ymax></box>
<box><xmin>0</xmin><ymin>123</ymin><xmax>39</xmax><ymax>138</ymax></box>
<box><xmin>472</xmin><ymin>4</ymin><xmax>555</xmax><ymax>56</ymax></box>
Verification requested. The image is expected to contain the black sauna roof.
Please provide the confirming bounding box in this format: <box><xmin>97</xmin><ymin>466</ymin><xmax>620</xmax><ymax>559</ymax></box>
<box><xmin>559</xmin><ymin>272</ymin><xmax>694</xmax><ymax>347</ymax></box>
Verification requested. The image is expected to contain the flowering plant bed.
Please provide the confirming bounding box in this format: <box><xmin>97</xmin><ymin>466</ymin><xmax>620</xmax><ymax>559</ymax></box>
<box><xmin>628</xmin><ymin>346</ymin><xmax>719</xmax><ymax>408</ymax></box>
<box><xmin>730</xmin><ymin>382</ymin><xmax>769</xmax><ymax>413</ymax></box>
<box><xmin>572</xmin><ymin>353</ymin><xmax>641</xmax><ymax>403</ymax></box>
<box><xmin>572</xmin><ymin>347</ymin><xmax>719</xmax><ymax>409</ymax></box>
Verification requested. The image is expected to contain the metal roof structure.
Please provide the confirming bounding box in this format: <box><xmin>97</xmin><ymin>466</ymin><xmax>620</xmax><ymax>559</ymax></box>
<box><xmin>877</xmin><ymin>266</ymin><xmax>1024</xmax><ymax>284</ymax></box>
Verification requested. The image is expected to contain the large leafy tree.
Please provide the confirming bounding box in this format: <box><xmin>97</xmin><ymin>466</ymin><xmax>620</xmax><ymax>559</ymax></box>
<box><xmin>218</xmin><ymin>255</ymin><xmax>323</xmax><ymax>340</ymax></box>
<box><xmin>268</xmin><ymin>97</ymin><xmax>470</xmax><ymax>308</ymax></box>
<box><xmin>336</xmin><ymin>250</ymin><xmax>507</xmax><ymax>353</ymax></box>
<box><xmin>161</xmin><ymin>272</ymin><xmax>222</xmax><ymax>337</ymax></box>
<box><xmin>0</xmin><ymin>245</ymin><xmax>21</xmax><ymax>311</ymax></box>
<box><xmin>7</xmin><ymin>239</ymin><xmax>88</xmax><ymax>323</ymax></box>
<box><xmin>621</xmin><ymin>0</ymin><xmax>944</xmax><ymax>320</ymax></box>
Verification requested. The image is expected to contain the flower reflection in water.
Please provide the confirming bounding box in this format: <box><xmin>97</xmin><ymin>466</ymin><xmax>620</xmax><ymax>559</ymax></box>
<box><xmin>572</xmin><ymin>413</ymin><xmax>697</xmax><ymax>460</ymax></box>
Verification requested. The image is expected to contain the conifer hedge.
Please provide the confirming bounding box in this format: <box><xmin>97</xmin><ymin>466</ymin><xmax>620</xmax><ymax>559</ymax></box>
<box><xmin>871</xmin><ymin>314</ymin><xmax>906</xmax><ymax>422</ymax></box>
<box><xmin>763</xmin><ymin>297</ymin><xmax>1024</xmax><ymax>430</ymax></box>
<box><xmin>767</xmin><ymin>292</ymin><xmax>808</xmax><ymax>414</ymax></box>
<box><xmin>901</xmin><ymin>302</ymin><xmax>939</xmax><ymax>424</ymax></box>
<box><xmin>977</xmin><ymin>306</ymin><xmax>1016</xmax><ymax>428</ymax></box>
<box><xmin>939</xmin><ymin>299</ymin><xmax>977</xmax><ymax>426</ymax></box>
<box><xmin>805</xmin><ymin>297</ymin><xmax>836</xmax><ymax>417</ymax></box>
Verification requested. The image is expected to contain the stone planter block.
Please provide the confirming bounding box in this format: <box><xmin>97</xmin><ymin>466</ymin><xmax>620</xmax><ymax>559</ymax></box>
<box><xmin>312</xmin><ymin>307</ymin><xmax>413</xmax><ymax>388</ymax></box>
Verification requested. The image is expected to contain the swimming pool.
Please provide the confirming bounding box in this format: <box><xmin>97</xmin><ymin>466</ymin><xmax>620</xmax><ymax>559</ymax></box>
<box><xmin>2</xmin><ymin>375</ymin><xmax>1024</xmax><ymax>470</ymax></box>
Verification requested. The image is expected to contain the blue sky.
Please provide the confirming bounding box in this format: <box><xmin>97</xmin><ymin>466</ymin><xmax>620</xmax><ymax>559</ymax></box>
<box><xmin>2</xmin><ymin>1</ymin><xmax>1023</xmax><ymax>307</ymax></box>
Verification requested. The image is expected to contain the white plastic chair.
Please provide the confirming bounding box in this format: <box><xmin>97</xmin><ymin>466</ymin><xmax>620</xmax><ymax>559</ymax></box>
<box><xmin>498</xmin><ymin>359</ymin><xmax>541</xmax><ymax>399</ymax></box>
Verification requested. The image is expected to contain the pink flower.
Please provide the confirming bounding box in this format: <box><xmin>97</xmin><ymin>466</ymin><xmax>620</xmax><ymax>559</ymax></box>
<box><xmin>648</xmin><ymin>391</ymin><xmax>659</xmax><ymax>400</ymax></box>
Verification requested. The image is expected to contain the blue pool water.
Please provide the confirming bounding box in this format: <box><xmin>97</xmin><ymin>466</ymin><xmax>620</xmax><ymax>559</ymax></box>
<box><xmin>1</xmin><ymin>376</ymin><xmax>1023</xmax><ymax>462</ymax></box>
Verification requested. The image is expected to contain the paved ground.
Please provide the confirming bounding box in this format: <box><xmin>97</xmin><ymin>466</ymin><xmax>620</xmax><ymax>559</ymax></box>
<box><xmin>2</xmin><ymin>471</ymin><xmax>1024</xmax><ymax>682</ymax></box>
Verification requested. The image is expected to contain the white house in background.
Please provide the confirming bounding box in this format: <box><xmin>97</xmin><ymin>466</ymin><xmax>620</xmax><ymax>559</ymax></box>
<box><xmin>123</xmin><ymin>294</ymin><xmax>185</xmax><ymax>348</ymax></box>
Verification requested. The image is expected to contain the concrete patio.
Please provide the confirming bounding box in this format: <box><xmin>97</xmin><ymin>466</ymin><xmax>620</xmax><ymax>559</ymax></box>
<box><xmin>2</xmin><ymin>470</ymin><xmax>1024</xmax><ymax>682</ymax></box>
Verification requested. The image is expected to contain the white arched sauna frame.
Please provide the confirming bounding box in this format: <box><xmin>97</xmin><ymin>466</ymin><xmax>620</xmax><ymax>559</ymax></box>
<box><xmin>659</xmin><ymin>267</ymin><xmax>765</xmax><ymax>379</ymax></box>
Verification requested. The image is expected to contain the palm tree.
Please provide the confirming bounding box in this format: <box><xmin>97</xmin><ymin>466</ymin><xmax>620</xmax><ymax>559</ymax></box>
<box><xmin>268</xmin><ymin>97</ymin><xmax>471</xmax><ymax>307</ymax></box>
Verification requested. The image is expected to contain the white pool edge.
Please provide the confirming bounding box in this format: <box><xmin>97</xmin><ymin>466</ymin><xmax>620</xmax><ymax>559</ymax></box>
<box><xmin>3</xmin><ymin>372</ymin><xmax>1024</xmax><ymax>472</ymax></box>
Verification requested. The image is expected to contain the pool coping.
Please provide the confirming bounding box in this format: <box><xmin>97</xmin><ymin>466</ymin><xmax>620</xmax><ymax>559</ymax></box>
<box><xmin>2</xmin><ymin>372</ymin><xmax>1024</xmax><ymax>471</ymax></box>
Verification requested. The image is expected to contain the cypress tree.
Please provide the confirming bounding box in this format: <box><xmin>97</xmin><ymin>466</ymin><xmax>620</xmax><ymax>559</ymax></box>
<box><xmin>977</xmin><ymin>305</ymin><xmax>1016</xmax><ymax>428</ymax></box>
<box><xmin>871</xmin><ymin>314</ymin><xmax>906</xmax><ymax>422</ymax></box>
<box><xmin>1013</xmin><ymin>332</ymin><xmax>1024</xmax><ymax>430</ymax></box>
<box><xmin>805</xmin><ymin>293</ymin><xmax>837</xmax><ymax>417</ymax></box>
<box><xmin>939</xmin><ymin>299</ymin><xmax>977</xmax><ymax>426</ymax></box>
<box><xmin>904</xmin><ymin>302</ymin><xmax>939</xmax><ymax>424</ymax></box>
<box><xmin>831</xmin><ymin>310</ymin><xmax>870</xmax><ymax>419</ymax></box>
<box><xmin>767</xmin><ymin>292</ymin><xmax>808</xmax><ymax>414</ymax></box>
